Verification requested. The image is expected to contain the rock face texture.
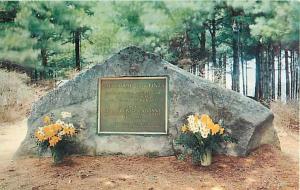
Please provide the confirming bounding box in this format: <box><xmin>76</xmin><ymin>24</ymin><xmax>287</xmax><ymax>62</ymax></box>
<box><xmin>16</xmin><ymin>46</ymin><xmax>280</xmax><ymax>157</ymax></box>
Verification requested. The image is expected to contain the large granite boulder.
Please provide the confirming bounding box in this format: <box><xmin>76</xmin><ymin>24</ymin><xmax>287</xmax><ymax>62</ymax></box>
<box><xmin>16</xmin><ymin>46</ymin><xmax>280</xmax><ymax>157</ymax></box>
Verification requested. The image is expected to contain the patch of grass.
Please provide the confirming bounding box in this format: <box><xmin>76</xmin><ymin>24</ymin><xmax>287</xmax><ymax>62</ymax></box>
<box><xmin>0</xmin><ymin>69</ymin><xmax>34</xmax><ymax>122</ymax></box>
<box><xmin>64</xmin><ymin>68</ymin><xmax>80</xmax><ymax>80</ymax></box>
<box><xmin>145</xmin><ymin>151</ymin><xmax>160</xmax><ymax>158</ymax></box>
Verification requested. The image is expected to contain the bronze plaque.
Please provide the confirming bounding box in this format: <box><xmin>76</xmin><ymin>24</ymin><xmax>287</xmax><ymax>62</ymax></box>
<box><xmin>98</xmin><ymin>77</ymin><xmax>168</xmax><ymax>134</ymax></box>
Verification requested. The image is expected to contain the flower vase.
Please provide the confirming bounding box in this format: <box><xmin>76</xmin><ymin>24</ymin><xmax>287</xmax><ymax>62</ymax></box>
<box><xmin>200</xmin><ymin>148</ymin><xmax>212</xmax><ymax>166</ymax></box>
<box><xmin>51</xmin><ymin>148</ymin><xmax>64</xmax><ymax>164</ymax></box>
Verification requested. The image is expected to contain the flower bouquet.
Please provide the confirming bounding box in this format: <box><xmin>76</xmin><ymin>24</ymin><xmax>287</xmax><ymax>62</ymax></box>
<box><xmin>34</xmin><ymin>112</ymin><xmax>76</xmax><ymax>164</ymax></box>
<box><xmin>177</xmin><ymin>113</ymin><xmax>236</xmax><ymax>166</ymax></box>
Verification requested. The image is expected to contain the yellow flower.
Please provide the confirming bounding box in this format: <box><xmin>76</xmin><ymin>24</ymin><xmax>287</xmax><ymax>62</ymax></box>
<box><xmin>194</xmin><ymin>114</ymin><xmax>199</xmax><ymax>124</ymax></box>
<box><xmin>43</xmin><ymin>125</ymin><xmax>56</xmax><ymax>139</ymax></box>
<box><xmin>181</xmin><ymin>124</ymin><xmax>189</xmax><ymax>133</ymax></box>
<box><xmin>52</xmin><ymin>123</ymin><xmax>63</xmax><ymax>133</ymax></box>
<box><xmin>211</xmin><ymin>124</ymin><xmax>220</xmax><ymax>135</ymax></box>
<box><xmin>201</xmin><ymin>114</ymin><xmax>214</xmax><ymax>129</ymax></box>
<box><xmin>63</xmin><ymin>126</ymin><xmax>76</xmax><ymax>136</ymax></box>
<box><xmin>206</xmin><ymin>121</ymin><xmax>215</xmax><ymax>130</ymax></box>
<box><xmin>219</xmin><ymin>127</ymin><xmax>225</xmax><ymax>135</ymax></box>
<box><xmin>43</xmin><ymin>116</ymin><xmax>51</xmax><ymax>125</ymax></box>
<box><xmin>49</xmin><ymin>136</ymin><xmax>61</xmax><ymax>147</ymax></box>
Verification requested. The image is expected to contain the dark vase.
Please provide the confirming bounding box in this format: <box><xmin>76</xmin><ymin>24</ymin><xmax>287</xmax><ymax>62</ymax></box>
<box><xmin>200</xmin><ymin>148</ymin><xmax>212</xmax><ymax>166</ymax></box>
<box><xmin>50</xmin><ymin>147</ymin><xmax>64</xmax><ymax>164</ymax></box>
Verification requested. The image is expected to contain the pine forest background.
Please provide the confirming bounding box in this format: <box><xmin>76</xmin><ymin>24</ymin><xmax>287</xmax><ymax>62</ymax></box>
<box><xmin>0</xmin><ymin>1</ymin><xmax>299</xmax><ymax>104</ymax></box>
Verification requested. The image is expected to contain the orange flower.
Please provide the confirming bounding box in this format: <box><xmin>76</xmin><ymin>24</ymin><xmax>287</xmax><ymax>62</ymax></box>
<box><xmin>211</xmin><ymin>124</ymin><xmax>220</xmax><ymax>135</ymax></box>
<box><xmin>201</xmin><ymin>114</ymin><xmax>214</xmax><ymax>129</ymax></box>
<box><xmin>52</xmin><ymin>123</ymin><xmax>62</xmax><ymax>133</ymax></box>
<box><xmin>49</xmin><ymin>136</ymin><xmax>61</xmax><ymax>147</ymax></box>
<box><xmin>219</xmin><ymin>127</ymin><xmax>225</xmax><ymax>135</ymax></box>
<box><xmin>206</xmin><ymin>121</ymin><xmax>215</xmax><ymax>131</ymax></box>
<box><xmin>43</xmin><ymin>125</ymin><xmax>56</xmax><ymax>139</ymax></box>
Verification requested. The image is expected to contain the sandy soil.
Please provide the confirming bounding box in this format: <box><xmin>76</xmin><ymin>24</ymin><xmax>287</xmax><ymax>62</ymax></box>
<box><xmin>0</xmin><ymin>98</ymin><xmax>298</xmax><ymax>189</ymax></box>
<box><xmin>0</xmin><ymin>145</ymin><xmax>298</xmax><ymax>190</ymax></box>
<box><xmin>0</xmin><ymin>119</ymin><xmax>27</xmax><ymax>165</ymax></box>
<box><xmin>271</xmin><ymin>101</ymin><xmax>299</xmax><ymax>163</ymax></box>
<box><xmin>274</xmin><ymin>124</ymin><xmax>299</xmax><ymax>162</ymax></box>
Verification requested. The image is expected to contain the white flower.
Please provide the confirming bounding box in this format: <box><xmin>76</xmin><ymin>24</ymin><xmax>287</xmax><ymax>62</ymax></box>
<box><xmin>61</xmin><ymin>112</ymin><xmax>72</xmax><ymax>119</ymax></box>
<box><xmin>199</xmin><ymin>125</ymin><xmax>210</xmax><ymax>138</ymax></box>
<box><xmin>201</xmin><ymin>132</ymin><xmax>208</xmax><ymax>138</ymax></box>
<box><xmin>66</xmin><ymin>123</ymin><xmax>75</xmax><ymax>128</ymax></box>
<box><xmin>58</xmin><ymin>131</ymin><xmax>65</xmax><ymax>137</ymax></box>
<box><xmin>196</xmin><ymin>120</ymin><xmax>202</xmax><ymax>128</ymax></box>
<box><xmin>37</xmin><ymin>129</ymin><xmax>45</xmax><ymax>135</ymax></box>
<box><xmin>189</xmin><ymin>124</ymin><xmax>200</xmax><ymax>133</ymax></box>
<box><xmin>187</xmin><ymin>115</ymin><xmax>195</xmax><ymax>126</ymax></box>
<box><xmin>218</xmin><ymin>119</ymin><xmax>224</xmax><ymax>125</ymax></box>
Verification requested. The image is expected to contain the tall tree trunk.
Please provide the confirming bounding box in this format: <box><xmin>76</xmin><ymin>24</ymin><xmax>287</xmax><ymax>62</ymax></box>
<box><xmin>290</xmin><ymin>50</ymin><xmax>294</xmax><ymax>99</ymax></box>
<box><xmin>200</xmin><ymin>30</ymin><xmax>206</xmax><ymax>54</ymax></box>
<box><xmin>296</xmin><ymin>50</ymin><xmax>299</xmax><ymax>99</ymax></box>
<box><xmin>183</xmin><ymin>27</ymin><xmax>191</xmax><ymax>59</ymax></box>
<box><xmin>260</xmin><ymin>47</ymin><xmax>264</xmax><ymax>99</ymax></box>
<box><xmin>232</xmin><ymin>29</ymin><xmax>239</xmax><ymax>92</ymax></box>
<box><xmin>285</xmin><ymin>49</ymin><xmax>290</xmax><ymax>100</ymax></box>
<box><xmin>271</xmin><ymin>46</ymin><xmax>275</xmax><ymax>100</ymax></box>
<box><xmin>75</xmin><ymin>29</ymin><xmax>81</xmax><ymax>71</ymax></box>
<box><xmin>207</xmin><ymin>61</ymin><xmax>210</xmax><ymax>80</ymax></box>
<box><xmin>294</xmin><ymin>51</ymin><xmax>297</xmax><ymax>99</ymax></box>
<box><xmin>40</xmin><ymin>48</ymin><xmax>48</xmax><ymax>79</ymax></box>
<box><xmin>255</xmin><ymin>44</ymin><xmax>262</xmax><ymax>99</ymax></box>
<box><xmin>216</xmin><ymin>54</ymin><xmax>222</xmax><ymax>84</ymax></box>
<box><xmin>294</xmin><ymin>50</ymin><xmax>298</xmax><ymax>99</ymax></box>
<box><xmin>199</xmin><ymin>63</ymin><xmax>205</xmax><ymax>78</ymax></box>
<box><xmin>211</xmin><ymin>18</ymin><xmax>216</xmax><ymax>67</ymax></box>
<box><xmin>41</xmin><ymin>48</ymin><xmax>47</xmax><ymax>67</ymax></box>
<box><xmin>277</xmin><ymin>45</ymin><xmax>282</xmax><ymax>99</ymax></box>
<box><xmin>34</xmin><ymin>69</ymin><xmax>38</xmax><ymax>81</ymax></box>
<box><xmin>223</xmin><ymin>53</ymin><xmax>226</xmax><ymax>87</ymax></box>
<box><xmin>296</xmin><ymin>51</ymin><xmax>299</xmax><ymax>99</ymax></box>
<box><xmin>263</xmin><ymin>47</ymin><xmax>269</xmax><ymax>101</ymax></box>
<box><xmin>241</xmin><ymin>44</ymin><xmax>246</xmax><ymax>95</ymax></box>
<box><xmin>245</xmin><ymin>61</ymin><xmax>248</xmax><ymax>95</ymax></box>
<box><xmin>193</xmin><ymin>64</ymin><xmax>196</xmax><ymax>75</ymax></box>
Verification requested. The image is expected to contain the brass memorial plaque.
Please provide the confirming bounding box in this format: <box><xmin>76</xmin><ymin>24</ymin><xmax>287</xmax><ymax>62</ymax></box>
<box><xmin>98</xmin><ymin>77</ymin><xmax>168</xmax><ymax>134</ymax></box>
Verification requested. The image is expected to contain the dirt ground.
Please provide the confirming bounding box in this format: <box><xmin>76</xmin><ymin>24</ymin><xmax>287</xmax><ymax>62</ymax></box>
<box><xmin>0</xmin><ymin>120</ymin><xmax>299</xmax><ymax>190</ymax></box>
<box><xmin>0</xmin><ymin>145</ymin><xmax>298</xmax><ymax>190</ymax></box>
